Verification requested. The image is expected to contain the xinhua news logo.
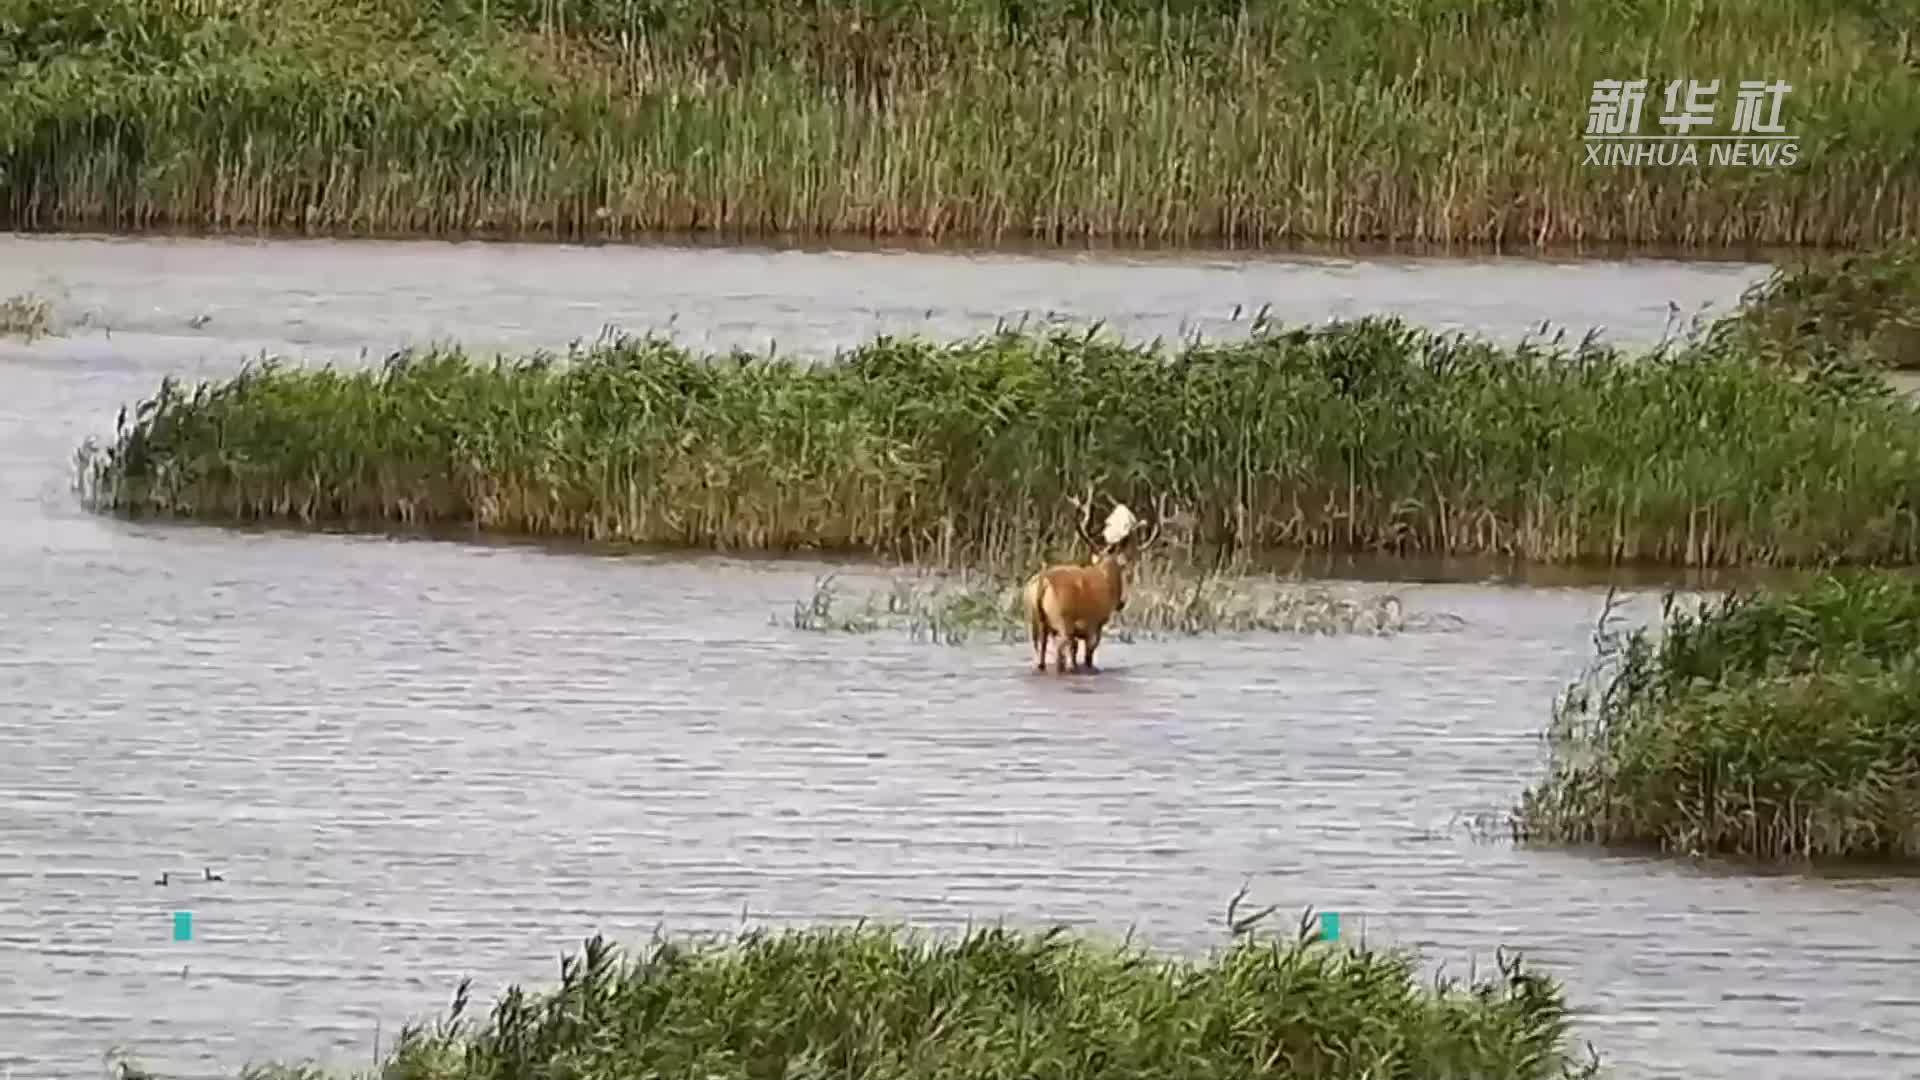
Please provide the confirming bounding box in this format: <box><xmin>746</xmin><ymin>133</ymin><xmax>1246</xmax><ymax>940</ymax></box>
<box><xmin>1583</xmin><ymin>79</ymin><xmax>1798</xmax><ymax>168</ymax></box>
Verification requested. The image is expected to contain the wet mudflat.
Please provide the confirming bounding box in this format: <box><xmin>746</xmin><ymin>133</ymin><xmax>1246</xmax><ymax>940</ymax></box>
<box><xmin>3</xmin><ymin>233</ymin><xmax>1917</xmax><ymax>1080</ymax></box>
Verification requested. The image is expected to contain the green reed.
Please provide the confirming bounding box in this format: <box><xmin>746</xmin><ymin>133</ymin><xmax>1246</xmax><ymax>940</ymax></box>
<box><xmin>73</xmin><ymin>315</ymin><xmax>1920</xmax><ymax>569</ymax></box>
<box><xmin>3</xmin><ymin>0</ymin><xmax>1916</xmax><ymax>248</ymax></box>
<box><xmin>1514</xmin><ymin>571</ymin><xmax>1920</xmax><ymax>863</ymax></box>
<box><xmin>208</xmin><ymin>912</ymin><xmax>1601</xmax><ymax>1079</ymax></box>
<box><xmin>1706</xmin><ymin>238</ymin><xmax>1920</xmax><ymax>370</ymax></box>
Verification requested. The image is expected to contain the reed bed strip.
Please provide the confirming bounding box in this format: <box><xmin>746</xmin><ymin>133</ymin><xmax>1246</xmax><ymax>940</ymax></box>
<box><xmin>182</xmin><ymin>914</ymin><xmax>1602</xmax><ymax>1079</ymax></box>
<box><xmin>1514</xmin><ymin>571</ymin><xmax>1920</xmax><ymax>863</ymax></box>
<box><xmin>3</xmin><ymin>0</ymin><xmax>1917</xmax><ymax>248</ymax></box>
<box><xmin>1707</xmin><ymin>238</ymin><xmax>1920</xmax><ymax>370</ymax></box>
<box><xmin>73</xmin><ymin>315</ymin><xmax>1920</xmax><ymax>570</ymax></box>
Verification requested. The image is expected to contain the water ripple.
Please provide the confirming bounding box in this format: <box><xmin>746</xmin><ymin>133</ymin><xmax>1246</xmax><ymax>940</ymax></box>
<box><xmin>2</xmin><ymin>235</ymin><xmax>1917</xmax><ymax>1080</ymax></box>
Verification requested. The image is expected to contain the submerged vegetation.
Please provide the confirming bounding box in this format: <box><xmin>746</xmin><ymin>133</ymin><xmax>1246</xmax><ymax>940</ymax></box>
<box><xmin>192</xmin><ymin>912</ymin><xmax>1602</xmax><ymax>1079</ymax></box>
<box><xmin>1514</xmin><ymin>571</ymin><xmax>1920</xmax><ymax>863</ymax></box>
<box><xmin>74</xmin><ymin>314</ymin><xmax>1920</xmax><ymax>570</ymax></box>
<box><xmin>0</xmin><ymin>291</ymin><xmax>53</xmax><ymax>340</ymax></box>
<box><xmin>782</xmin><ymin>567</ymin><xmax>1443</xmax><ymax>643</ymax></box>
<box><xmin>3</xmin><ymin>0</ymin><xmax>1917</xmax><ymax>249</ymax></box>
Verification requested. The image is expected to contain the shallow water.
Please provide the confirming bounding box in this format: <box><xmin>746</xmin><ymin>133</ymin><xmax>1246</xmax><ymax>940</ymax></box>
<box><xmin>4</xmin><ymin>233</ymin><xmax>1918</xmax><ymax>1080</ymax></box>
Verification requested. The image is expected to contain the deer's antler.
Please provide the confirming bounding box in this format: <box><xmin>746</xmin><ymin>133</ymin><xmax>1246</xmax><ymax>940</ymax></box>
<box><xmin>1132</xmin><ymin>491</ymin><xmax>1173</xmax><ymax>552</ymax></box>
<box><xmin>1066</xmin><ymin>483</ymin><xmax>1102</xmax><ymax>550</ymax></box>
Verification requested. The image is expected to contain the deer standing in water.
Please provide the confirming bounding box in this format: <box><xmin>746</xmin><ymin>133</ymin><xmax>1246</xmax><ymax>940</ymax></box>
<box><xmin>1022</xmin><ymin>492</ymin><xmax>1165</xmax><ymax>674</ymax></box>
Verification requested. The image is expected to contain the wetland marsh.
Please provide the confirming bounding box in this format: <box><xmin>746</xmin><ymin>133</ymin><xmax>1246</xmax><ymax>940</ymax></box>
<box><xmin>5</xmin><ymin>234</ymin><xmax>1920</xmax><ymax>1080</ymax></box>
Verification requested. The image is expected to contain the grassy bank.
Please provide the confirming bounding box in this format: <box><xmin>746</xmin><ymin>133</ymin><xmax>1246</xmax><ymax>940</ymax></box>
<box><xmin>1514</xmin><ymin>571</ymin><xmax>1920</xmax><ymax>863</ymax></box>
<box><xmin>166</xmin><ymin>916</ymin><xmax>1599</xmax><ymax>1080</ymax></box>
<box><xmin>73</xmin><ymin>315</ymin><xmax>1920</xmax><ymax>569</ymax></box>
<box><xmin>3</xmin><ymin>0</ymin><xmax>1917</xmax><ymax>249</ymax></box>
<box><xmin>1707</xmin><ymin>238</ymin><xmax>1920</xmax><ymax>370</ymax></box>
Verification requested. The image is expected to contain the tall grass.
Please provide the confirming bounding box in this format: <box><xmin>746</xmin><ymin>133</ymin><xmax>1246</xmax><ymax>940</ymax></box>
<box><xmin>1514</xmin><ymin>571</ymin><xmax>1920</xmax><ymax>863</ymax></box>
<box><xmin>203</xmin><ymin>914</ymin><xmax>1602</xmax><ymax>1079</ymax></box>
<box><xmin>74</xmin><ymin>316</ymin><xmax>1920</xmax><ymax>569</ymax></box>
<box><xmin>1707</xmin><ymin>238</ymin><xmax>1920</xmax><ymax>370</ymax></box>
<box><xmin>3</xmin><ymin>0</ymin><xmax>1917</xmax><ymax>248</ymax></box>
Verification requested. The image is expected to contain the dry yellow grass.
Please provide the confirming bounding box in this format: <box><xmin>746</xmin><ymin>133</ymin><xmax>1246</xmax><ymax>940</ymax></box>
<box><xmin>3</xmin><ymin>0</ymin><xmax>1916</xmax><ymax>248</ymax></box>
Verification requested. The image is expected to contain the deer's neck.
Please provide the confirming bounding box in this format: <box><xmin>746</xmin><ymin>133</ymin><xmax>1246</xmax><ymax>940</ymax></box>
<box><xmin>1101</xmin><ymin>558</ymin><xmax>1126</xmax><ymax>603</ymax></box>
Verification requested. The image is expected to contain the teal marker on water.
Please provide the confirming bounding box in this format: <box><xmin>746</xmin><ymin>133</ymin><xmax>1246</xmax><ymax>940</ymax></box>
<box><xmin>1317</xmin><ymin>911</ymin><xmax>1340</xmax><ymax>942</ymax></box>
<box><xmin>173</xmin><ymin>911</ymin><xmax>192</xmax><ymax>942</ymax></box>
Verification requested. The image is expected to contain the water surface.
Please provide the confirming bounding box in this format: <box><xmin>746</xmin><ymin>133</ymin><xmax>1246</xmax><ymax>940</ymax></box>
<box><xmin>4</xmin><ymin>234</ymin><xmax>1917</xmax><ymax>1080</ymax></box>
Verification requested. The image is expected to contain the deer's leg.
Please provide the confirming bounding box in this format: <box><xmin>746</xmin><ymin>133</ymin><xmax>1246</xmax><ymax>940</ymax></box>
<box><xmin>1082</xmin><ymin>625</ymin><xmax>1103</xmax><ymax>673</ymax></box>
<box><xmin>1054</xmin><ymin>627</ymin><xmax>1071</xmax><ymax>673</ymax></box>
<box><xmin>1032</xmin><ymin>624</ymin><xmax>1049</xmax><ymax>672</ymax></box>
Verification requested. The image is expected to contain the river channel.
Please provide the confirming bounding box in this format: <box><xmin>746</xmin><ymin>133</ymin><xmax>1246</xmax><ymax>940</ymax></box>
<box><xmin>3</xmin><ymin>232</ymin><xmax>1916</xmax><ymax>1080</ymax></box>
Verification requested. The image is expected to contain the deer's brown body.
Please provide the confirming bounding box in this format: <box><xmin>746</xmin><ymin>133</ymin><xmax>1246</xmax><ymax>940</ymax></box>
<box><xmin>1023</xmin><ymin>496</ymin><xmax>1163</xmax><ymax>674</ymax></box>
<box><xmin>1024</xmin><ymin>555</ymin><xmax>1128</xmax><ymax>673</ymax></box>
